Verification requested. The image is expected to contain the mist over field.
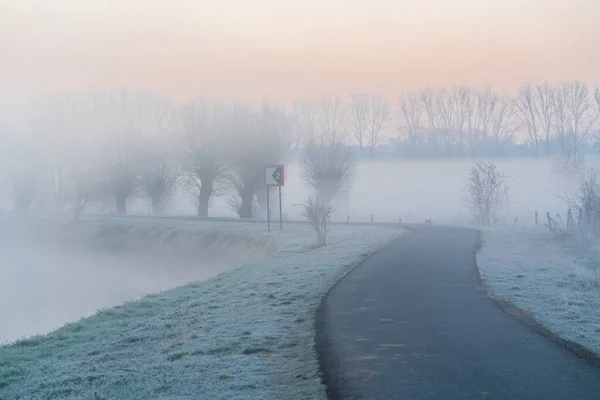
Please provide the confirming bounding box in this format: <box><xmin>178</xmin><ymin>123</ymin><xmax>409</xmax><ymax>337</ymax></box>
<box><xmin>0</xmin><ymin>241</ymin><xmax>235</xmax><ymax>344</ymax></box>
<box><xmin>2</xmin><ymin>3</ymin><xmax>600</xmax><ymax>399</ymax></box>
<box><xmin>169</xmin><ymin>157</ymin><xmax>589</xmax><ymax>224</ymax></box>
<box><xmin>1</xmin><ymin>81</ymin><xmax>599</xmax><ymax>347</ymax></box>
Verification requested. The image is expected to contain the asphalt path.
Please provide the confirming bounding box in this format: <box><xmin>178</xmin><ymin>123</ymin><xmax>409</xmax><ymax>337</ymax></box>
<box><xmin>316</xmin><ymin>225</ymin><xmax>600</xmax><ymax>400</ymax></box>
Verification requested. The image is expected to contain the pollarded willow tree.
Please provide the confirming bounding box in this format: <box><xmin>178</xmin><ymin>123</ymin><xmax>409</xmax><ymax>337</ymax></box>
<box><xmin>135</xmin><ymin>92</ymin><xmax>181</xmax><ymax>216</ymax></box>
<box><xmin>180</xmin><ymin>100</ymin><xmax>229</xmax><ymax>217</ymax></box>
<box><xmin>298</xmin><ymin>96</ymin><xmax>356</xmax><ymax>206</ymax></box>
<box><xmin>226</xmin><ymin>104</ymin><xmax>292</xmax><ymax>218</ymax></box>
<box><xmin>52</xmin><ymin>93</ymin><xmax>105</xmax><ymax>220</ymax></box>
<box><xmin>96</xmin><ymin>89</ymin><xmax>144</xmax><ymax>215</ymax></box>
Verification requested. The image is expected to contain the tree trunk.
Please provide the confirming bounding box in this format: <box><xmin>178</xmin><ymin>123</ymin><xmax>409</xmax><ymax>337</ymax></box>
<box><xmin>197</xmin><ymin>181</ymin><xmax>213</xmax><ymax>217</ymax></box>
<box><xmin>115</xmin><ymin>193</ymin><xmax>127</xmax><ymax>215</ymax></box>
<box><xmin>239</xmin><ymin>187</ymin><xmax>255</xmax><ymax>218</ymax></box>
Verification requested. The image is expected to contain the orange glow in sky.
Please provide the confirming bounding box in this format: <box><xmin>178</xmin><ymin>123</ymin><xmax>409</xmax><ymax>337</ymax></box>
<box><xmin>1</xmin><ymin>0</ymin><xmax>599</xmax><ymax>105</ymax></box>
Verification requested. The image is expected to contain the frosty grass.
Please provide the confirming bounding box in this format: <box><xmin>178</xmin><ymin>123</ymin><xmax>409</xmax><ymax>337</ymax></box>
<box><xmin>477</xmin><ymin>227</ymin><xmax>600</xmax><ymax>355</ymax></box>
<box><xmin>0</xmin><ymin>219</ymin><xmax>405</xmax><ymax>399</ymax></box>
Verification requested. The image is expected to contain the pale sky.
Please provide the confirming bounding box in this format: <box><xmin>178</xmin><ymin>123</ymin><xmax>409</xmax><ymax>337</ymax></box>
<box><xmin>1</xmin><ymin>0</ymin><xmax>599</xmax><ymax>106</ymax></box>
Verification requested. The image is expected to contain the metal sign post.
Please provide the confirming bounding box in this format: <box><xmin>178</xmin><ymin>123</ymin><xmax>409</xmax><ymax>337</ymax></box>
<box><xmin>278</xmin><ymin>186</ymin><xmax>283</xmax><ymax>232</ymax></box>
<box><xmin>264</xmin><ymin>165</ymin><xmax>284</xmax><ymax>232</ymax></box>
<box><xmin>266</xmin><ymin>187</ymin><xmax>271</xmax><ymax>232</ymax></box>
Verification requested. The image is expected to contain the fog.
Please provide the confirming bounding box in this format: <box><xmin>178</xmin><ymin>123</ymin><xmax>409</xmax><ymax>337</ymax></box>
<box><xmin>0</xmin><ymin>154</ymin><xmax>589</xmax><ymax>345</ymax></box>
<box><xmin>0</xmin><ymin>239</ymin><xmax>244</xmax><ymax>344</ymax></box>
<box><xmin>1</xmin><ymin>32</ymin><xmax>600</xmax><ymax>350</ymax></box>
<box><xmin>195</xmin><ymin>157</ymin><xmax>583</xmax><ymax>224</ymax></box>
<box><xmin>1</xmin><ymin>85</ymin><xmax>599</xmax><ymax>344</ymax></box>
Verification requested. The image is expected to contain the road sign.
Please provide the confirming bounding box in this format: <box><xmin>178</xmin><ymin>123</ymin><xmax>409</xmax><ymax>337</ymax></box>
<box><xmin>264</xmin><ymin>165</ymin><xmax>284</xmax><ymax>186</ymax></box>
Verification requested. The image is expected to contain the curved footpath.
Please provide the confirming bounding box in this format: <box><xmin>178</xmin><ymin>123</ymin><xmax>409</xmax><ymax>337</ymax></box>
<box><xmin>316</xmin><ymin>225</ymin><xmax>600</xmax><ymax>400</ymax></box>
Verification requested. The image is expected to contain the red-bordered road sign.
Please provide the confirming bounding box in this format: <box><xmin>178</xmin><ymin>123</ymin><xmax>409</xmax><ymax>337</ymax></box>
<box><xmin>264</xmin><ymin>165</ymin><xmax>284</xmax><ymax>186</ymax></box>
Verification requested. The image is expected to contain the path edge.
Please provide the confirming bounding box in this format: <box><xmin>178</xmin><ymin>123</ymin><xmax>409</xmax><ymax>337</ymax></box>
<box><xmin>313</xmin><ymin>226</ymin><xmax>415</xmax><ymax>399</ymax></box>
<box><xmin>474</xmin><ymin>230</ymin><xmax>600</xmax><ymax>369</ymax></box>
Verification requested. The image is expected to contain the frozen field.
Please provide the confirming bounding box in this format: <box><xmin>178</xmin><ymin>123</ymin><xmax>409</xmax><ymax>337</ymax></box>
<box><xmin>0</xmin><ymin>217</ymin><xmax>405</xmax><ymax>399</ymax></box>
<box><xmin>477</xmin><ymin>227</ymin><xmax>600</xmax><ymax>355</ymax></box>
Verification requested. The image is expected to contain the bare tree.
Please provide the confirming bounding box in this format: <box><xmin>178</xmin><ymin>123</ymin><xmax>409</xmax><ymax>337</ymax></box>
<box><xmin>535</xmin><ymin>82</ymin><xmax>555</xmax><ymax>156</ymax></box>
<box><xmin>464</xmin><ymin>161</ymin><xmax>511</xmax><ymax>226</ymax></box>
<box><xmin>320</xmin><ymin>95</ymin><xmax>348</xmax><ymax>144</ymax></box>
<box><xmin>514</xmin><ymin>83</ymin><xmax>541</xmax><ymax>156</ymax></box>
<box><xmin>96</xmin><ymin>89</ymin><xmax>143</xmax><ymax>215</ymax></box>
<box><xmin>435</xmin><ymin>88</ymin><xmax>456</xmax><ymax>153</ymax></box>
<box><xmin>293</xmin><ymin>100</ymin><xmax>320</xmax><ymax>147</ymax></box>
<box><xmin>575</xmin><ymin>167</ymin><xmax>600</xmax><ymax>242</ymax></box>
<box><xmin>420</xmin><ymin>88</ymin><xmax>439</xmax><ymax>155</ymax></box>
<box><xmin>180</xmin><ymin>100</ymin><xmax>228</xmax><ymax>217</ymax></box>
<box><xmin>476</xmin><ymin>88</ymin><xmax>498</xmax><ymax>136</ymax></box>
<box><xmin>558</xmin><ymin>167</ymin><xmax>600</xmax><ymax>244</ymax></box>
<box><xmin>58</xmin><ymin>93</ymin><xmax>105</xmax><ymax>220</ymax></box>
<box><xmin>465</xmin><ymin>87</ymin><xmax>497</xmax><ymax>155</ymax></box>
<box><xmin>135</xmin><ymin>93</ymin><xmax>180</xmax><ymax>216</ymax></box>
<box><xmin>365</xmin><ymin>95</ymin><xmax>391</xmax><ymax>158</ymax></box>
<box><xmin>565</xmin><ymin>81</ymin><xmax>594</xmax><ymax>148</ymax></box>
<box><xmin>349</xmin><ymin>94</ymin><xmax>368</xmax><ymax>155</ymax></box>
<box><xmin>553</xmin><ymin>82</ymin><xmax>593</xmax><ymax>175</ymax></box>
<box><xmin>553</xmin><ymin>83</ymin><xmax>580</xmax><ymax>174</ymax></box>
<box><xmin>227</xmin><ymin>104</ymin><xmax>292</xmax><ymax>218</ymax></box>
<box><xmin>301</xmin><ymin>141</ymin><xmax>355</xmax><ymax>206</ymax></box>
<box><xmin>489</xmin><ymin>94</ymin><xmax>516</xmax><ymax>150</ymax></box>
<box><xmin>398</xmin><ymin>91</ymin><xmax>423</xmax><ymax>152</ymax></box>
<box><xmin>452</xmin><ymin>86</ymin><xmax>470</xmax><ymax>155</ymax></box>
<box><xmin>299</xmin><ymin>196</ymin><xmax>333</xmax><ymax>246</ymax></box>
<box><xmin>300</xmin><ymin>96</ymin><xmax>355</xmax><ymax>206</ymax></box>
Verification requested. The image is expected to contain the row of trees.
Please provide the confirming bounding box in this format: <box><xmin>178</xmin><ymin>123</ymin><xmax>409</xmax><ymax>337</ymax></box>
<box><xmin>396</xmin><ymin>82</ymin><xmax>600</xmax><ymax>159</ymax></box>
<box><xmin>1</xmin><ymin>81</ymin><xmax>599</xmax><ymax>218</ymax></box>
<box><xmin>0</xmin><ymin>90</ymin><xmax>356</xmax><ymax>218</ymax></box>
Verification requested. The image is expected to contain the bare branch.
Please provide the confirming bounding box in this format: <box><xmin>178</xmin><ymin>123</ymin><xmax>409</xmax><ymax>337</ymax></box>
<box><xmin>489</xmin><ymin>94</ymin><xmax>516</xmax><ymax>146</ymax></box>
<box><xmin>298</xmin><ymin>196</ymin><xmax>333</xmax><ymax>246</ymax></box>
<box><xmin>180</xmin><ymin>100</ymin><xmax>229</xmax><ymax>217</ymax></box>
<box><xmin>293</xmin><ymin>100</ymin><xmax>321</xmax><ymax>146</ymax></box>
<box><xmin>464</xmin><ymin>161</ymin><xmax>511</xmax><ymax>226</ymax></box>
<box><xmin>470</xmin><ymin>87</ymin><xmax>498</xmax><ymax>153</ymax></box>
<box><xmin>349</xmin><ymin>94</ymin><xmax>368</xmax><ymax>151</ymax></box>
<box><xmin>300</xmin><ymin>141</ymin><xmax>355</xmax><ymax>206</ymax></box>
<box><xmin>398</xmin><ymin>91</ymin><xmax>423</xmax><ymax>149</ymax></box>
<box><xmin>226</xmin><ymin>103</ymin><xmax>292</xmax><ymax>218</ymax></box>
<box><xmin>534</xmin><ymin>82</ymin><xmax>554</xmax><ymax>155</ymax></box>
<box><xmin>514</xmin><ymin>83</ymin><xmax>540</xmax><ymax>156</ymax></box>
<box><xmin>366</xmin><ymin>95</ymin><xmax>390</xmax><ymax>158</ymax></box>
<box><xmin>420</xmin><ymin>88</ymin><xmax>439</xmax><ymax>152</ymax></box>
<box><xmin>135</xmin><ymin>93</ymin><xmax>180</xmax><ymax>216</ymax></box>
<box><xmin>553</xmin><ymin>81</ymin><xmax>594</xmax><ymax>174</ymax></box>
<box><xmin>320</xmin><ymin>95</ymin><xmax>348</xmax><ymax>145</ymax></box>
